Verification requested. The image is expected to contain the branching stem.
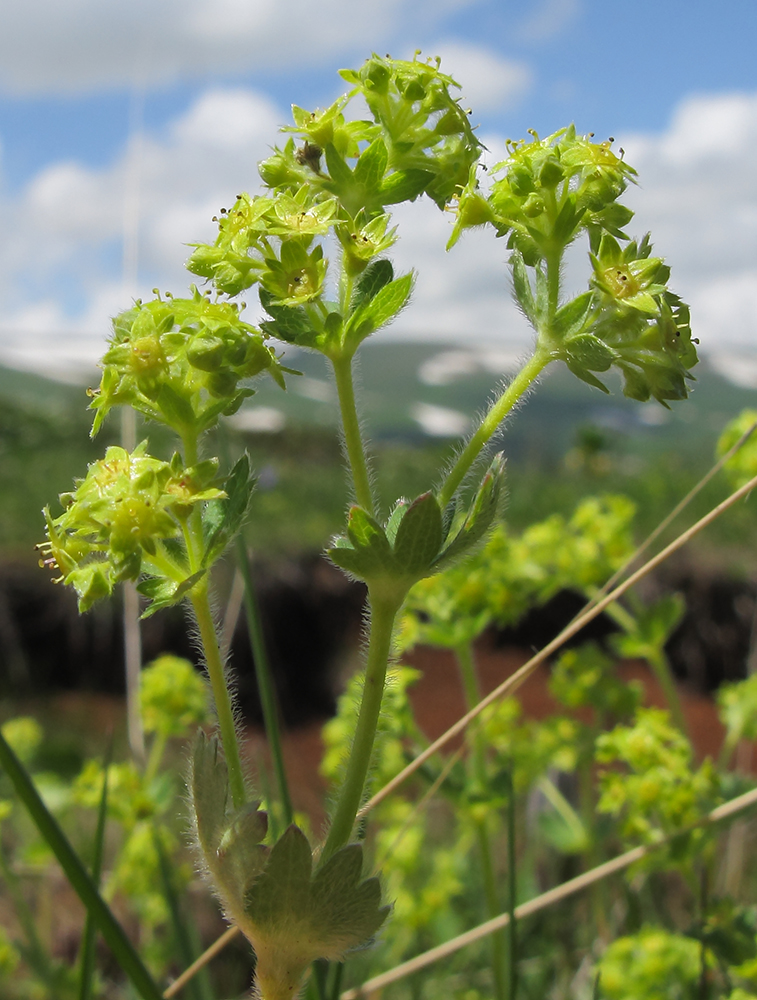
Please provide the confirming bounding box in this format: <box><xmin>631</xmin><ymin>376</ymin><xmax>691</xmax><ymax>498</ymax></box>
<box><xmin>440</xmin><ymin>350</ymin><xmax>551</xmax><ymax>507</ymax></box>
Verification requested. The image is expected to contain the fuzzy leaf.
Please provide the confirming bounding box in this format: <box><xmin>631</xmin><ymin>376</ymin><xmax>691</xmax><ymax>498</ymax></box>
<box><xmin>435</xmin><ymin>454</ymin><xmax>505</xmax><ymax>570</ymax></box>
<box><xmin>353</xmin><ymin>137</ymin><xmax>389</xmax><ymax>191</ymax></box>
<box><xmin>510</xmin><ymin>251</ymin><xmax>537</xmax><ymax>326</ymax></box>
<box><xmin>203</xmin><ymin>454</ymin><xmax>255</xmax><ymax>566</ymax></box>
<box><xmin>157</xmin><ymin>383</ymin><xmax>196</xmax><ymax>432</ymax></box>
<box><xmin>329</xmin><ymin>506</ymin><xmax>397</xmax><ymax>581</ymax></box>
<box><xmin>392</xmin><ymin>492</ymin><xmax>443</xmax><ymax>575</ymax></box>
<box><xmin>243</xmin><ymin>830</ymin><xmax>389</xmax><ymax>999</ymax></box>
<box><xmin>191</xmin><ymin>732</ymin><xmax>230</xmax><ymax>858</ymax></box>
<box><xmin>378</xmin><ymin>169</ymin><xmax>433</xmax><ymax>205</ymax></box>
<box><xmin>345</xmin><ymin>272</ymin><xmax>413</xmax><ymax>346</ymax></box>
<box><xmin>137</xmin><ymin>570</ymin><xmax>206</xmax><ymax>617</ymax></box>
<box><xmin>352</xmin><ymin>259</ymin><xmax>394</xmax><ymax>310</ymax></box>
<box><xmin>553</xmin><ymin>293</ymin><xmax>595</xmax><ymax>342</ymax></box>
<box><xmin>565</xmin><ymin>332</ymin><xmax>615</xmax><ymax>372</ymax></box>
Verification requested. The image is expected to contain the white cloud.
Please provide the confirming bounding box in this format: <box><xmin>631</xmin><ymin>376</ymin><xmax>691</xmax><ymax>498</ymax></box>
<box><xmin>426</xmin><ymin>42</ymin><xmax>532</xmax><ymax>113</ymax></box>
<box><xmin>0</xmin><ymin>0</ymin><xmax>477</xmax><ymax>95</ymax></box>
<box><xmin>2</xmin><ymin>85</ymin><xmax>757</xmax><ymax>378</ymax></box>
<box><xmin>516</xmin><ymin>0</ymin><xmax>582</xmax><ymax>43</ymax></box>
<box><xmin>619</xmin><ymin>92</ymin><xmax>757</xmax><ymax>354</ymax></box>
<box><xmin>0</xmin><ymin>86</ymin><xmax>283</xmax><ymax>371</ymax></box>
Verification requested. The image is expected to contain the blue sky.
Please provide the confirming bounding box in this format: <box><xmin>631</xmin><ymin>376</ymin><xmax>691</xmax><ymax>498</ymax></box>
<box><xmin>0</xmin><ymin>0</ymin><xmax>756</xmax><ymax>380</ymax></box>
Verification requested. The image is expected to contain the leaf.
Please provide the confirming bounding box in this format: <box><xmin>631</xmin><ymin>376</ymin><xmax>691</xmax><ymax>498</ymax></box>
<box><xmin>565</xmin><ymin>333</ymin><xmax>615</xmax><ymax>372</ymax></box>
<box><xmin>353</xmin><ymin>137</ymin><xmax>389</xmax><ymax>191</ymax></box>
<box><xmin>345</xmin><ymin>272</ymin><xmax>413</xmax><ymax>347</ymax></box>
<box><xmin>324</xmin><ymin>144</ymin><xmax>355</xmax><ymax>188</ymax></box>
<box><xmin>392</xmin><ymin>493</ymin><xmax>443</xmax><ymax>575</ymax></box>
<box><xmin>0</xmin><ymin>727</ymin><xmax>163</xmax><ymax>1000</ymax></box>
<box><xmin>378</xmin><ymin>169</ymin><xmax>433</xmax><ymax>205</ymax></box>
<box><xmin>259</xmin><ymin>288</ymin><xmax>318</xmax><ymax>346</ymax></box>
<box><xmin>329</xmin><ymin>506</ymin><xmax>405</xmax><ymax>582</ymax></box>
<box><xmin>191</xmin><ymin>731</ymin><xmax>230</xmax><ymax>858</ymax></box>
<box><xmin>243</xmin><ymin>829</ymin><xmax>389</xmax><ymax>999</ymax></box>
<box><xmin>435</xmin><ymin>454</ymin><xmax>506</xmax><ymax>570</ymax></box>
<box><xmin>203</xmin><ymin>454</ymin><xmax>256</xmax><ymax>566</ymax></box>
<box><xmin>352</xmin><ymin>259</ymin><xmax>394</xmax><ymax>310</ymax></box>
<box><xmin>566</xmin><ymin>359</ymin><xmax>610</xmax><ymax>393</ymax></box>
<box><xmin>553</xmin><ymin>293</ymin><xmax>596</xmax><ymax>342</ymax></box>
<box><xmin>510</xmin><ymin>251</ymin><xmax>537</xmax><ymax>326</ymax></box>
<box><xmin>245</xmin><ymin>825</ymin><xmax>313</xmax><ymax>929</ymax></box>
<box><xmin>77</xmin><ymin>748</ymin><xmax>110</xmax><ymax>1000</ymax></box>
<box><xmin>157</xmin><ymin>383</ymin><xmax>197</xmax><ymax>432</ymax></box>
<box><xmin>137</xmin><ymin>570</ymin><xmax>205</xmax><ymax>617</ymax></box>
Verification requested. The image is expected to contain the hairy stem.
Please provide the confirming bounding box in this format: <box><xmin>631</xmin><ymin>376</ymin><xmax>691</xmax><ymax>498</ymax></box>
<box><xmin>331</xmin><ymin>353</ymin><xmax>374</xmax><ymax>514</ymax></box>
<box><xmin>439</xmin><ymin>350</ymin><xmax>551</xmax><ymax>508</ymax></box>
<box><xmin>191</xmin><ymin>584</ymin><xmax>247</xmax><ymax>810</ymax></box>
<box><xmin>320</xmin><ymin>589</ymin><xmax>403</xmax><ymax>862</ymax></box>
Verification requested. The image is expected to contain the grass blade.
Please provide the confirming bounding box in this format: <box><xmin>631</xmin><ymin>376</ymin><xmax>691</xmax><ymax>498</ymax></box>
<box><xmin>154</xmin><ymin>829</ymin><xmax>215</xmax><ymax>1000</ymax></box>
<box><xmin>0</xmin><ymin>726</ymin><xmax>163</xmax><ymax>1000</ymax></box>
<box><xmin>77</xmin><ymin>748</ymin><xmax>111</xmax><ymax>1000</ymax></box>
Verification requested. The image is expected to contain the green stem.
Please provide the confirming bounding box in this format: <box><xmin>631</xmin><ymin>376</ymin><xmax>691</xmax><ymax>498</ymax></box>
<box><xmin>475</xmin><ymin>820</ymin><xmax>508</xmax><ymax>1000</ymax></box>
<box><xmin>331</xmin><ymin>352</ymin><xmax>374</xmax><ymax>514</ymax></box>
<box><xmin>143</xmin><ymin>731</ymin><xmax>167</xmax><ymax>787</ymax></box>
<box><xmin>190</xmin><ymin>585</ymin><xmax>247</xmax><ymax>810</ymax></box>
<box><xmin>506</xmin><ymin>763</ymin><xmax>517</xmax><ymax>1000</ymax></box>
<box><xmin>236</xmin><ymin>535</ymin><xmax>293</xmax><ymax>826</ymax></box>
<box><xmin>320</xmin><ymin>589</ymin><xmax>403</xmax><ymax>862</ymax></box>
<box><xmin>439</xmin><ymin>350</ymin><xmax>551</xmax><ymax>508</ymax></box>
<box><xmin>545</xmin><ymin>245</ymin><xmax>561</xmax><ymax>322</ymax></box>
<box><xmin>455</xmin><ymin>643</ymin><xmax>508</xmax><ymax>1000</ymax></box>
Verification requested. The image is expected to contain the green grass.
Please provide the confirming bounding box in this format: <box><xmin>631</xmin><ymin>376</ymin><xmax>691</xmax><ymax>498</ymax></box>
<box><xmin>3</xmin><ymin>347</ymin><xmax>757</xmax><ymax>570</ymax></box>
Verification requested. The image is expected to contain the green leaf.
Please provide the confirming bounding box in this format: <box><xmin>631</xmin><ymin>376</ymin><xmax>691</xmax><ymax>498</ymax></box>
<box><xmin>157</xmin><ymin>383</ymin><xmax>196</xmax><ymax>432</ymax></box>
<box><xmin>243</xmin><ymin>829</ymin><xmax>388</xmax><ymax>999</ymax></box>
<box><xmin>553</xmin><ymin>293</ymin><xmax>595</xmax><ymax>342</ymax></box>
<box><xmin>352</xmin><ymin>259</ymin><xmax>394</xmax><ymax>310</ymax></box>
<box><xmin>435</xmin><ymin>454</ymin><xmax>506</xmax><ymax>570</ymax></box>
<box><xmin>392</xmin><ymin>492</ymin><xmax>443</xmax><ymax>575</ymax></box>
<box><xmin>0</xmin><ymin>728</ymin><xmax>163</xmax><ymax>1000</ymax></box>
<box><xmin>137</xmin><ymin>570</ymin><xmax>206</xmax><ymax>617</ymax></box>
<box><xmin>245</xmin><ymin>824</ymin><xmax>312</xmax><ymax>929</ymax></box>
<box><xmin>203</xmin><ymin>454</ymin><xmax>256</xmax><ymax>566</ymax></box>
<box><xmin>345</xmin><ymin>272</ymin><xmax>413</xmax><ymax>346</ymax></box>
<box><xmin>565</xmin><ymin>333</ymin><xmax>615</xmax><ymax>372</ymax></box>
<box><xmin>566</xmin><ymin>359</ymin><xmax>610</xmax><ymax>393</ymax></box>
<box><xmin>191</xmin><ymin>731</ymin><xmax>230</xmax><ymax>858</ymax></box>
<box><xmin>328</xmin><ymin>507</ymin><xmax>398</xmax><ymax>581</ymax></box>
<box><xmin>510</xmin><ymin>251</ymin><xmax>537</xmax><ymax>326</ymax></box>
<box><xmin>77</xmin><ymin>749</ymin><xmax>110</xmax><ymax>1000</ymax></box>
<box><xmin>259</xmin><ymin>288</ymin><xmax>318</xmax><ymax>346</ymax></box>
<box><xmin>353</xmin><ymin>137</ymin><xmax>389</xmax><ymax>191</ymax></box>
<box><xmin>324</xmin><ymin>144</ymin><xmax>355</xmax><ymax>188</ymax></box>
<box><xmin>378</xmin><ymin>169</ymin><xmax>433</xmax><ymax>205</ymax></box>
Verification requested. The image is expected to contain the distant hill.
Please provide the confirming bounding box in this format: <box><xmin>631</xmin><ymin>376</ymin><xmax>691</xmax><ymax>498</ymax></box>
<box><xmin>1</xmin><ymin>344</ymin><xmax>755</xmax><ymax>464</ymax></box>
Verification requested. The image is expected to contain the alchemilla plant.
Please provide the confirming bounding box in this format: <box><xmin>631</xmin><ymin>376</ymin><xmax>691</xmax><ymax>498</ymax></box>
<box><xmin>23</xmin><ymin>51</ymin><xmax>720</xmax><ymax>1000</ymax></box>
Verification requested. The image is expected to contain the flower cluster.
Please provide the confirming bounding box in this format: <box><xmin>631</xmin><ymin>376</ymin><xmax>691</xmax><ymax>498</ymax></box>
<box><xmin>90</xmin><ymin>288</ymin><xmax>286</xmax><ymax>437</ymax></box>
<box><xmin>38</xmin><ymin>443</ymin><xmax>224</xmax><ymax>611</ymax></box>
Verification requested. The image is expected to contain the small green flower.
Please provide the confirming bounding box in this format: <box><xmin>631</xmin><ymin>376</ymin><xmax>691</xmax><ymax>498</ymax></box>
<box><xmin>336</xmin><ymin>212</ymin><xmax>398</xmax><ymax>272</ymax></box>
<box><xmin>260</xmin><ymin>238</ymin><xmax>327</xmax><ymax>306</ymax></box>
<box><xmin>591</xmin><ymin>232</ymin><xmax>669</xmax><ymax>315</ymax></box>
<box><xmin>37</xmin><ymin>443</ymin><xmax>225</xmax><ymax>611</ymax></box>
<box><xmin>140</xmin><ymin>654</ymin><xmax>210</xmax><ymax>739</ymax></box>
<box><xmin>90</xmin><ymin>287</ymin><xmax>286</xmax><ymax>436</ymax></box>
